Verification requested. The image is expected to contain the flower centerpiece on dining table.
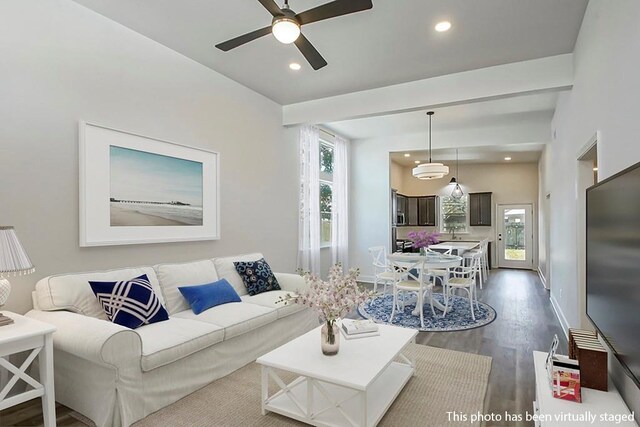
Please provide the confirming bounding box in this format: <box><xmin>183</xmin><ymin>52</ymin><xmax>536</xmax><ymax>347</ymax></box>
<box><xmin>406</xmin><ymin>230</ymin><xmax>441</xmax><ymax>255</ymax></box>
<box><xmin>278</xmin><ymin>264</ymin><xmax>373</xmax><ymax>356</ymax></box>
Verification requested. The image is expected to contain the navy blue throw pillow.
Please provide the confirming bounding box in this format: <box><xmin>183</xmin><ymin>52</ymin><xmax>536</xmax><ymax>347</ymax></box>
<box><xmin>89</xmin><ymin>274</ymin><xmax>169</xmax><ymax>329</ymax></box>
<box><xmin>178</xmin><ymin>279</ymin><xmax>241</xmax><ymax>315</ymax></box>
<box><xmin>234</xmin><ymin>258</ymin><xmax>281</xmax><ymax>296</ymax></box>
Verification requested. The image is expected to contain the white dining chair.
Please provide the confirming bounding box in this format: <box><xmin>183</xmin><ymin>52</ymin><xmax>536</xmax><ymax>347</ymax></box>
<box><xmin>387</xmin><ymin>254</ymin><xmax>435</xmax><ymax>328</ymax></box>
<box><xmin>446</xmin><ymin>252</ymin><xmax>481</xmax><ymax>320</ymax></box>
<box><xmin>368</xmin><ymin>246</ymin><xmax>395</xmax><ymax>294</ymax></box>
<box><xmin>463</xmin><ymin>238</ymin><xmax>489</xmax><ymax>289</ymax></box>
<box><xmin>426</xmin><ymin>248</ymin><xmax>453</xmax><ymax>305</ymax></box>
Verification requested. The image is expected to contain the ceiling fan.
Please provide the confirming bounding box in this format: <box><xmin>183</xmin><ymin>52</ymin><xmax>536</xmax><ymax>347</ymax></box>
<box><xmin>215</xmin><ymin>0</ymin><xmax>373</xmax><ymax>70</ymax></box>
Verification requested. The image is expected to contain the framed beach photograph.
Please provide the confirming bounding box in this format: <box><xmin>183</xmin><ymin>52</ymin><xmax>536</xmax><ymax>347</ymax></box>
<box><xmin>79</xmin><ymin>122</ymin><xmax>220</xmax><ymax>246</ymax></box>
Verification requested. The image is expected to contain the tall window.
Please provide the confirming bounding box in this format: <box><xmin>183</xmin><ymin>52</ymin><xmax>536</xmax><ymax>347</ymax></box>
<box><xmin>319</xmin><ymin>142</ymin><xmax>334</xmax><ymax>246</ymax></box>
<box><xmin>441</xmin><ymin>195</ymin><xmax>468</xmax><ymax>234</ymax></box>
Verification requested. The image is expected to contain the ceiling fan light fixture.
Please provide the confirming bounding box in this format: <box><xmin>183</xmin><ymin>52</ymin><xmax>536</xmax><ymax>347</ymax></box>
<box><xmin>272</xmin><ymin>16</ymin><xmax>300</xmax><ymax>44</ymax></box>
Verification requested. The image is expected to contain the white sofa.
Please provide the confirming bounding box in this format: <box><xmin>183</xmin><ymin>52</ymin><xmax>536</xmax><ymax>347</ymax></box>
<box><xmin>26</xmin><ymin>253</ymin><xmax>319</xmax><ymax>427</ymax></box>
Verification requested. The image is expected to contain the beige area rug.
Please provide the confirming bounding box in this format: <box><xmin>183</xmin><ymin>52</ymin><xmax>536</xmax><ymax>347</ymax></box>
<box><xmin>120</xmin><ymin>345</ymin><xmax>491</xmax><ymax>427</ymax></box>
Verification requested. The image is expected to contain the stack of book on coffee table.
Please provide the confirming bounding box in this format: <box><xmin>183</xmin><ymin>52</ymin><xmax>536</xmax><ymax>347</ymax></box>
<box><xmin>0</xmin><ymin>313</ymin><xmax>14</xmax><ymax>326</ymax></box>
<box><xmin>340</xmin><ymin>319</ymin><xmax>379</xmax><ymax>339</ymax></box>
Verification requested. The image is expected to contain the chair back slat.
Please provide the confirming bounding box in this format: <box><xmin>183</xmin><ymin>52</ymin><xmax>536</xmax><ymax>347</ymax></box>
<box><xmin>387</xmin><ymin>254</ymin><xmax>426</xmax><ymax>283</ymax></box>
<box><xmin>368</xmin><ymin>246</ymin><xmax>388</xmax><ymax>269</ymax></box>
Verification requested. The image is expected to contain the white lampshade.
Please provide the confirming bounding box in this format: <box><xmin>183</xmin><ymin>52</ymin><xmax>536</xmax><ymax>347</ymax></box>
<box><xmin>0</xmin><ymin>226</ymin><xmax>34</xmax><ymax>276</ymax></box>
<box><xmin>412</xmin><ymin>163</ymin><xmax>450</xmax><ymax>180</ymax></box>
<box><xmin>272</xmin><ymin>17</ymin><xmax>300</xmax><ymax>44</ymax></box>
<box><xmin>0</xmin><ymin>226</ymin><xmax>34</xmax><ymax>309</ymax></box>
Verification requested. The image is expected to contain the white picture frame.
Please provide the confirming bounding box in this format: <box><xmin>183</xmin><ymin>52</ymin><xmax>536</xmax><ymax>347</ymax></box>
<box><xmin>79</xmin><ymin>122</ymin><xmax>220</xmax><ymax>246</ymax></box>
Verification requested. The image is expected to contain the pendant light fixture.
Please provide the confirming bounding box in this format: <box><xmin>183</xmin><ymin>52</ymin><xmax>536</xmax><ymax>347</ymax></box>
<box><xmin>412</xmin><ymin>111</ymin><xmax>449</xmax><ymax>180</ymax></box>
<box><xmin>451</xmin><ymin>148</ymin><xmax>464</xmax><ymax>199</ymax></box>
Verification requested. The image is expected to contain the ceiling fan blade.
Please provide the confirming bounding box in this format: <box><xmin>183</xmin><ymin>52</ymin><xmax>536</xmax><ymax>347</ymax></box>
<box><xmin>296</xmin><ymin>0</ymin><xmax>373</xmax><ymax>26</ymax></box>
<box><xmin>257</xmin><ymin>0</ymin><xmax>283</xmax><ymax>17</ymax></box>
<box><xmin>215</xmin><ymin>26</ymin><xmax>272</xmax><ymax>51</ymax></box>
<box><xmin>294</xmin><ymin>34</ymin><xmax>327</xmax><ymax>70</ymax></box>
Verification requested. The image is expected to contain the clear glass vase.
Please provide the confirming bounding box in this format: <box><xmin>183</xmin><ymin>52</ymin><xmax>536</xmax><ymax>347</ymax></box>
<box><xmin>321</xmin><ymin>321</ymin><xmax>340</xmax><ymax>356</ymax></box>
<box><xmin>420</xmin><ymin>247</ymin><xmax>427</xmax><ymax>256</ymax></box>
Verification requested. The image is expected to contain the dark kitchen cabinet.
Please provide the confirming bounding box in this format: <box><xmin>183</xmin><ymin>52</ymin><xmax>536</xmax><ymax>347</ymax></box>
<box><xmin>469</xmin><ymin>192</ymin><xmax>492</xmax><ymax>226</ymax></box>
<box><xmin>407</xmin><ymin>197</ymin><xmax>419</xmax><ymax>225</ymax></box>
<box><xmin>392</xmin><ymin>193</ymin><xmax>437</xmax><ymax>227</ymax></box>
<box><xmin>396</xmin><ymin>194</ymin><xmax>407</xmax><ymax>217</ymax></box>
<box><xmin>418</xmin><ymin>196</ymin><xmax>437</xmax><ymax>226</ymax></box>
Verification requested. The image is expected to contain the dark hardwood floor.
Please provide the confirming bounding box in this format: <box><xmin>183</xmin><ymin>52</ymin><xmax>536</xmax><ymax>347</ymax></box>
<box><xmin>414</xmin><ymin>268</ymin><xmax>567</xmax><ymax>426</ymax></box>
<box><xmin>0</xmin><ymin>268</ymin><xmax>565</xmax><ymax>427</ymax></box>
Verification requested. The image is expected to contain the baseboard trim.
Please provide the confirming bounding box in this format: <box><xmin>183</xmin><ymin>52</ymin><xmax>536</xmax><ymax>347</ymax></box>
<box><xmin>550</xmin><ymin>295</ymin><xmax>570</xmax><ymax>339</ymax></box>
<box><xmin>537</xmin><ymin>267</ymin><xmax>548</xmax><ymax>289</ymax></box>
<box><xmin>358</xmin><ymin>275</ymin><xmax>375</xmax><ymax>284</ymax></box>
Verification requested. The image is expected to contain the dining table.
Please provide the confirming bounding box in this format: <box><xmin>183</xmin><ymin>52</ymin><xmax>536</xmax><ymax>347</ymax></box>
<box><xmin>428</xmin><ymin>241</ymin><xmax>480</xmax><ymax>256</ymax></box>
<box><xmin>390</xmin><ymin>252</ymin><xmax>462</xmax><ymax>315</ymax></box>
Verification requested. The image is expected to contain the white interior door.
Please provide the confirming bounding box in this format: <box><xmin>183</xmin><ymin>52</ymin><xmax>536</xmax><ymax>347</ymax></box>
<box><xmin>497</xmin><ymin>204</ymin><xmax>534</xmax><ymax>269</ymax></box>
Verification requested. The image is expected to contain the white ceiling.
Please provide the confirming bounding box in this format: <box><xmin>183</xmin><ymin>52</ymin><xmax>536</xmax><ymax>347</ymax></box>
<box><xmin>390</xmin><ymin>143</ymin><xmax>545</xmax><ymax>167</ymax></box>
<box><xmin>325</xmin><ymin>91</ymin><xmax>558</xmax><ymax>140</ymax></box>
<box><xmin>72</xmin><ymin>0</ymin><xmax>587</xmax><ymax>105</ymax></box>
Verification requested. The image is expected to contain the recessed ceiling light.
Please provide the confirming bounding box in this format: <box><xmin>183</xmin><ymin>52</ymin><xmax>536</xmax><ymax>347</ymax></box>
<box><xmin>504</xmin><ymin>157</ymin><xmax>512</xmax><ymax>161</ymax></box>
<box><xmin>415</xmin><ymin>160</ymin><xmax>421</xmax><ymax>164</ymax></box>
<box><xmin>289</xmin><ymin>62</ymin><xmax>301</xmax><ymax>71</ymax></box>
<box><xmin>435</xmin><ymin>21</ymin><xmax>452</xmax><ymax>32</ymax></box>
<box><xmin>404</xmin><ymin>153</ymin><xmax>411</xmax><ymax>157</ymax></box>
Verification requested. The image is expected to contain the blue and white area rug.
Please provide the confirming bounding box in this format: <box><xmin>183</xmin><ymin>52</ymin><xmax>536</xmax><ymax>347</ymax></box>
<box><xmin>358</xmin><ymin>293</ymin><xmax>497</xmax><ymax>332</ymax></box>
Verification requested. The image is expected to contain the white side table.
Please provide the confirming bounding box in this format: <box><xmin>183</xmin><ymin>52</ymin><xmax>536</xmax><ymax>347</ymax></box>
<box><xmin>0</xmin><ymin>311</ymin><xmax>57</xmax><ymax>426</ymax></box>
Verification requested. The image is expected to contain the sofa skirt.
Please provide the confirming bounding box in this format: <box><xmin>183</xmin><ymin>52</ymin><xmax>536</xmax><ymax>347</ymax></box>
<box><xmin>53</xmin><ymin>309</ymin><xmax>320</xmax><ymax>427</ymax></box>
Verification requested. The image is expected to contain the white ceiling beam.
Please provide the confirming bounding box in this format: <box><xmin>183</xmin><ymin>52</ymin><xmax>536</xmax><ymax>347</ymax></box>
<box><xmin>282</xmin><ymin>54</ymin><xmax>572</xmax><ymax>126</ymax></box>
<box><xmin>368</xmin><ymin>119</ymin><xmax>551</xmax><ymax>152</ymax></box>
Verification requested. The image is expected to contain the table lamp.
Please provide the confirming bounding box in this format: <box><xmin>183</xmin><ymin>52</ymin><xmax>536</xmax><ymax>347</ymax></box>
<box><xmin>0</xmin><ymin>226</ymin><xmax>35</xmax><ymax>325</ymax></box>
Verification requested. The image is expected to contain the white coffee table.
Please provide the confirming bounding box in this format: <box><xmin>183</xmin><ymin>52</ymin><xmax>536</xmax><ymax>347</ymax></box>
<box><xmin>257</xmin><ymin>323</ymin><xmax>417</xmax><ymax>427</ymax></box>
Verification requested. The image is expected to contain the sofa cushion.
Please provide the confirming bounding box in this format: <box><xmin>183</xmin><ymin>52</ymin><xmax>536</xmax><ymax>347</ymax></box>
<box><xmin>178</xmin><ymin>279</ymin><xmax>241</xmax><ymax>315</ymax></box>
<box><xmin>135</xmin><ymin>317</ymin><xmax>224</xmax><ymax>372</ymax></box>
<box><xmin>241</xmin><ymin>291</ymin><xmax>306</xmax><ymax>319</ymax></box>
<box><xmin>213</xmin><ymin>253</ymin><xmax>264</xmax><ymax>296</ymax></box>
<box><xmin>35</xmin><ymin>267</ymin><xmax>164</xmax><ymax>320</ymax></box>
<box><xmin>234</xmin><ymin>258</ymin><xmax>281</xmax><ymax>296</ymax></box>
<box><xmin>89</xmin><ymin>274</ymin><xmax>169</xmax><ymax>329</ymax></box>
<box><xmin>154</xmin><ymin>259</ymin><xmax>219</xmax><ymax>314</ymax></box>
<box><xmin>173</xmin><ymin>302</ymin><xmax>277</xmax><ymax>340</ymax></box>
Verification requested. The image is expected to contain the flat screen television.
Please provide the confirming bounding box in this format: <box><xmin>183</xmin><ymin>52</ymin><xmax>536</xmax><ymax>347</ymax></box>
<box><xmin>587</xmin><ymin>161</ymin><xmax>640</xmax><ymax>388</ymax></box>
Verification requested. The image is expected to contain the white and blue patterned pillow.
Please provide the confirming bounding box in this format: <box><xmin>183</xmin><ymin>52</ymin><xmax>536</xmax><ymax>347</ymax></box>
<box><xmin>233</xmin><ymin>258</ymin><xmax>281</xmax><ymax>296</ymax></box>
<box><xmin>89</xmin><ymin>274</ymin><xmax>169</xmax><ymax>329</ymax></box>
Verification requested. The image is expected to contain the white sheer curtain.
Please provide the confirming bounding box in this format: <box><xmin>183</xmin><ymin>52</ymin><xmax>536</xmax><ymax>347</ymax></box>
<box><xmin>297</xmin><ymin>125</ymin><xmax>321</xmax><ymax>273</ymax></box>
<box><xmin>331</xmin><ymin>134</ymin><xmax>349</xmax><ymax>268</ymax></box>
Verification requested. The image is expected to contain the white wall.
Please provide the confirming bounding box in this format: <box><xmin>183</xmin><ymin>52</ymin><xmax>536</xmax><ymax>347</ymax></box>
<box><xmin>391</xmin><ymin>161</ymin><xmax>539</xmax><ymax>270</ymax></box>
<box><xmin>390</xmin><ymin>161</ymin><xmax>404</xmax><ymax>192</ymax></box>
<box><xmin>544</xmin><ymin>0</ymin><xmax>640</xmax><ymax>413</ymax></box>
<box><xmin>546</xmin><ymin>0</ymin><xmax>640</xmax><ymax>330</ymax></box>
<box><xmin>537</xmin><ymin>145</ymin><xmax>552</xmax><ymax>288</ymax></box>
<box><xmin>0</xmin><ymin>0</ymin><xmax>299</xmax><ymax>314</ymax></box>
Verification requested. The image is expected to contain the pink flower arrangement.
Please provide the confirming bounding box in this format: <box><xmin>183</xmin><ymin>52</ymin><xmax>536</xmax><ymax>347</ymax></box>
<box><xmin>407</xmin><ymin>230</ymin><xmax>441</xmax><ymax>249</ymax></box>
<box><xmin>279</xmin><ymin>264</ymin><xmax>373</xmax><ymax>323</ymax></box>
